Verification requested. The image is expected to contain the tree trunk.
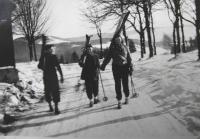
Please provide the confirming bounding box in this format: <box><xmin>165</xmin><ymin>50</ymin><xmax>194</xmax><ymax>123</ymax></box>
<box><xmin>195</xmin><ymin>0</ymin><xmax>200</xmax><ymax>60</ymax></box>
<box><xmin>173</xmin><ymin>23</ymin><xmax>177</xmax><ymax>57</ymax></box>
<box><xmin>175</xmin><ymin>19</ymin><xmax>181</xmax><ymax>53</ymax></box>
<box><xmin>148</xmin><ymin>0</ymin><xmax>156</xmax><ymax>55</ymax></box>
<box><xmin>150</xmin><ymin>12</ymin><xmax>156</xmax><ymax>55</ymax></box>
<box><xmin>139</xmin><ymin>33</ymin><xmax>144</xmax><ymax>58</ymax></box>
<box><xmin>143</xmin><ymin>0</ymin><xmax>153</xmax><ymax>57</ymax></box>
<box><xmin>142</xmin><ymin>30</ymin><xmax>146</xmax><ymax>54</ymax></box>
<box><xmin>28</xmin><ymin>41</ymin><xmax>33</xmax><ymax>61</ymax></box>
<box><xmin>33</xmin><ymin>40</ymin><xmax>37</xmax><ymax>61</ymax></box>
<box><xmin>142</xmin><ymin>31</ymin><xmax>146</xmax><ymax>54</ymax></box>
<box><xmin>175</xmin><ymin>1</ymin><xmax>181</xmax><ymax>53</ymax></box>
<box><xmin>137</xmin><ymin>5</ymin><xmax>145</xmax><ymax>57</ymax></box>
<box><xmin>99</xmin><ymin>29</ymin><xmax>103</xmax><ymax>59</ymax></box>
<box><xmin>180</xmin><ymin>12</ymin><xmax>186</xmax><ymax>53</ymax></box>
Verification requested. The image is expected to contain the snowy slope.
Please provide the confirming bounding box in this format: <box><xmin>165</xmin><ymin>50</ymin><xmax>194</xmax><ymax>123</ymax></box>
<box><xmin>132</xmin><ymin>48</ymin><xmax>200</xmax><ymax>137</ymax></box>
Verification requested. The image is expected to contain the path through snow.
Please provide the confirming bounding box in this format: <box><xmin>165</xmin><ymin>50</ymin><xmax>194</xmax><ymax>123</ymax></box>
<box><xmin>2</xmin><ymin>49</ymin><xmax>200</xmax><ymax>139</ymax></box>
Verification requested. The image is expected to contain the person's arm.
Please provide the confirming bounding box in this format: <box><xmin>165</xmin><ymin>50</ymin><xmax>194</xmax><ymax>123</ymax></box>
<box><xmin>127</xmin><ymin>46</ymin><xmax>132</xmax><ymax>66</ymax></box>
<box><xmin>125</xmin><ymin>46</ymin><xmax>133</xmax><ymax>75</ymax></box>
<box><xmin>100</xmin><ymin>47</ymin><xmax>112</xmax><ymax>70</ymax></box>
<box><xmin>55</xmin><ymin>55</ymin><xmax>64</xmax><ymax>83</ymax></box>
<box><xmin>79</xmin><ymin>53</ymin><xmax>86</xmax><ymax>67</ymax></box>
<box><xmin>97</xmin><ymin>55</ymin><xmax>100</xmax><ymax>69</ymax></box>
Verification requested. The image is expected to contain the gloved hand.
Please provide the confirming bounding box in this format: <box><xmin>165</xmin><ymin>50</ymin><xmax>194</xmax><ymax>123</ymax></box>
<box><xmin>78</xmin><ymin>61</ymin><xmax>84</xmax><ymax>67</ymax></box>
<box><xmin>60</xmin><ymin>76</ymin><xmax>64</xmax><ymax>83</ymax></box>
<box><xmin>129</xmin><ymin>65</ymin><xmax>133</xmax><ymax>75</ymax></box>
<box><xmin>100</xmin><ymin>64</ymin><xmax>105</xmax><ymax>71</ymax></box>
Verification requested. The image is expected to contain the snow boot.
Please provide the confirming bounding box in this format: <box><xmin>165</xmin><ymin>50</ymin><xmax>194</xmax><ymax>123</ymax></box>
<box><xmin>54</xmin><ymin>103</ymin><xmax>60</xmax><ymax>115</ymax></box>
<box><xmin>117</xmin><ymin>101</ymin><xmax>122</xmax><ymax>109</ymax></box>
<box><xmin>124</xmin><ymin>97</ymin><xmax>129</xmax><ymax>105</ymax></box>
<box><xmin>48</xmin><ymin>102</ymin><xmax>54</xmax><ymax>112</ymax></box>
<box><xmin>89</xmin><ymin>100</ymin><xmax>93</xmax><ymax>107</ymax></box>
<box><xmin>132</xmin><ymin>93</ymin><xmax>138</xmax><ymax>98</ymax></box>
<box><xmin>94</xmin><ymin>97</ymin><xmax>100</xmax><ymax>104</ymax></box>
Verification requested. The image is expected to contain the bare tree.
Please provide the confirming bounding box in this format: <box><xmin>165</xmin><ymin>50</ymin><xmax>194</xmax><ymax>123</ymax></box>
<box><xmin>142</xmin><ymin>0</ymin><xmax>154</xmax><ymax>57</ymax></box>
<box><xmin>164</xmin><ymin>0</ymin><xmax>181</xmax><ymax>56</ymax></box>
<box><xmin>179</xmin><ymin>0</ymin><xmax>200</xmax><ymax>59</ymax></box>
<box><xmin>148</xmin><ymin>0</ymin><xmax>157</xmax><ymax>55</ymax></box>
<box><xmin>12</xmin><ymin>0</ymin><xmax>49</xmax><ymax>61</ymax></box>
<box><xmin>127</xmin><ymin>3</ymin><xmax>146</xmax><ymax>58</ymax></box>
<box><xmin>82</xmin><ymin>7</ymin><xmax>105</xmax><ymax>58</ymax></box>
<box><xmin>164</xmin><ymin>0</ymin><xmax>190</xmax><ymax>55</ymax></box>
<box><xmin>129</xmin><ymin>0</ymin><xmax>159</xmax><ymax>58</ymax></box>
<box><xmin>86</xmin><ymin>0</ymin><xmax>160</xmax><ymax>58</ymax></box>
<box><xmin>87</xmin><ymin>0</ymin><xmax>131</xmax><ymax>42</ymax></box>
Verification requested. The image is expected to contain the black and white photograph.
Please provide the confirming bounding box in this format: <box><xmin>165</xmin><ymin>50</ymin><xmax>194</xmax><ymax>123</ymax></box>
<box><xmin>0</xmin><ymin>0</ymin><xmax>200</xmax><ymax>139</ymax></box>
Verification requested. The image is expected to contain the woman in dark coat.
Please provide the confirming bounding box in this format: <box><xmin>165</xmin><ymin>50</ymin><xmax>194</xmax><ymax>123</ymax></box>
<box><xmin>40</xmin><ymin>44</ymin><xmax>64</xmax><ymax>114</ymax></box>
<box><xmin>100</xmin><ymin>36</ymin><xmax>133</xmax><ymax>109</ymax></box>
<box><xmin>79</xmin><ymin>34</ymin><xmax>100</xmax><ymax>107</ymax></box>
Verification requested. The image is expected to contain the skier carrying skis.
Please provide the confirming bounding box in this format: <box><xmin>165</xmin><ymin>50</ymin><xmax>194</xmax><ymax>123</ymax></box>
<box><xmin>100</xmin><ymin>35</ymin><xmax>133</xmax><ymax>109</ymax></box>
<box><xmin>38</xmin><ymin>35</ymin><xmax>64</xmax><ymax>115</ymax></box>
<box><xmin>79</xmin><ymin>34</ymin><xmax>100</xmax><ymax>107</ymax></box>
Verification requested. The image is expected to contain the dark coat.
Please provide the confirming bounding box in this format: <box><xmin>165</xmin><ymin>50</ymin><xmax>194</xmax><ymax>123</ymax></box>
<box><xmin>43</xmin><ymin>53</ymin><xmax>60</xmax><ymax>94</ymax></box>
<box><xmin>79</xmin><ymin>52</ymin><xmax>100</xmax><ymax>81</ymax></box>
<box><xmin>101</xmin><ymin>43</ymin><xmax>132</xmax><ymax>68</ymax></box>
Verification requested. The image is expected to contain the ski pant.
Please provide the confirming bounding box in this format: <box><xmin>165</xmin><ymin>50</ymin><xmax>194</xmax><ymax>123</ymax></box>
<box><xmin>112</xmin><ymin>64</ymin><xmax>130</xmax><ymax>101</ymax></box>
<box><xmin>85</xmin><ymin>79</ymin><xmax>99</xmax><ymax>100</ymax></box>
<box><xmin>43</xmin><ymin>76</ymin><xmax>60</xmax><ymax>103</ymax></box>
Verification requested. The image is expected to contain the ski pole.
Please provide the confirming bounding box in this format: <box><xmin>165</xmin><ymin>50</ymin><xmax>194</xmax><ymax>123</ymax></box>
<box><xmin>130</xmin><ymin>75</ymin><xmax>138</xmax><ymax>98</ymax></box>
<box><xmin>99</xmin><ymin>70</ymin><xmax>108</xmax><ymax>101</ymax></box>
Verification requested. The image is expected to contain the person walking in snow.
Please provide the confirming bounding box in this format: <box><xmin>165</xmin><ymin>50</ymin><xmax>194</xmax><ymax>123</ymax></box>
<box><xmin>100</xmin><ymin>35</ymin><xmax>133</xmax><ymax>109</ymax></box>
<box><xmin>79</xmin><ymin>34</ymin><xmax>100</xmax><ymax>107</ymax></box>
<box><xmin>38</xmin><ymin>35</ymin><xmax>64</xmax><ymax>115</ymax></box>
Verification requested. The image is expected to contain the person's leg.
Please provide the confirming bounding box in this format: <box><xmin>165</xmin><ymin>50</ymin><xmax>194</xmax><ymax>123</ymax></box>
<box><xmin>122</xmin><ymin>66</ymin><xmax>130</xmax><ymax>104</ymax></box>
<box><xmin>113</xmin><ymin>65</ymin><xmax>122</xmax><ymax>109</ymax></box>
<box><xmin>48</xmin><ymin>101</ymin><xmax>53</xmax><ymax>112</ymax></box>
<box><xmin>85</xmin><ymin>80</ymin><xmax>93</xmax><ymax>107</ymax></box>
<box><xmin>93</xmin><ymin>79</ymin><xmax>100</xmax><ymax>104</ymax></box>
<box><xmin>54</xmin><ymin>102</ymin><xmax>60</xmax><ymax>114</ymax></box>
<box><xmin>51</xmin><ymin>81</ymin><xmax>60</xmax><ymax>114</ymax></box>
<box><xmin>44</xmin><ymin>81</ymin><xmax>53</xmax><ymax>111</ymax></box>
<box><xmin>53</xmin><ymin>94</ymin><xmax>60</xmax><ymax>114</ymax></box>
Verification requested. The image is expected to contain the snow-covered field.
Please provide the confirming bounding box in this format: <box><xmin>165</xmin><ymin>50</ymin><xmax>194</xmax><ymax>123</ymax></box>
<box><xmin>0</xmin><ymin>46</ymin><xmax>200</xmax><ymax>139</ymax></box>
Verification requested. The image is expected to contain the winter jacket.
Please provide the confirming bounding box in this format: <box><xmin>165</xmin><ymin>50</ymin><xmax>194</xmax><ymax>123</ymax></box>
<box><xmin>101</xmin><ymin>43</ymin><xmax>132</xmax><ymax>69</ymax></box>
<box><xmin>79</xmin><ymin>51</ymin><xmax>100</xmax><ymax>80</ymax></box>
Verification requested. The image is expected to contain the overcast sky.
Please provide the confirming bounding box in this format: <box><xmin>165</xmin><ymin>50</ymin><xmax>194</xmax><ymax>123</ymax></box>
<box><xmin>45</xmin><ymin>0</ymin><xmax>195</xmax><ymax>40</ymax></box>
<box><xmin>46</xmin><ymin>0</ymin><xmax>97</xmax><ymax>38</ymax></box>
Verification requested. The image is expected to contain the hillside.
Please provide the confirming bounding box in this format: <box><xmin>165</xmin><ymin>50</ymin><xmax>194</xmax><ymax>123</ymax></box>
<box><xmin>13</xmin><ymin>35</ymin><xmax>141</xmax><ymax>64</ymax></box>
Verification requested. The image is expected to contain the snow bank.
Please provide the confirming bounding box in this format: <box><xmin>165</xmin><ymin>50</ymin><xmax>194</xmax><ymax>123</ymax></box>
<box><xmin>0</xmin><ymin>62</ymin><xmax>45</xmax><ymax>124</ymax></box>
<box><xmin>132</xmin><ymin>48</ymin><xmax>200</xmax><ymax>137</ymax></box>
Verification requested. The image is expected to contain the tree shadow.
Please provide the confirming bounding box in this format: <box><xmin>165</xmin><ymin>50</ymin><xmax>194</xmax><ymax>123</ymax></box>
<box><xmin>49</xmin><ymin>108</ymin><xmax>170</xmax><ymax>137</ymax></box>
<box><xmin>15</xmin><ymin>79</ymin><xmax>87</xmax><ymax>122</ymax></box>
<box><xmin>10</xmin><ymin>103</ymin><xmax>117</xmax><ymax>132</ymax></box>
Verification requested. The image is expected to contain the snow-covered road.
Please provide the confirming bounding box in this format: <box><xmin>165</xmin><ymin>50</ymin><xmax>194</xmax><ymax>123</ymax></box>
<box><xmin>3</xmin><ymin>49</ymin><xmax>200</xmax><ymax>139</ymax></box>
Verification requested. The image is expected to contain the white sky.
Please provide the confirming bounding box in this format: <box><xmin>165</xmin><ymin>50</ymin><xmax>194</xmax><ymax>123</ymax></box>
<box><xmin>46</xmin><ymin>0</ymin><xmax>100</xmax><ymax>38</ymax></box>
<box><xmin>45</xmin><ymin>0</ymin><xmax>195</xmax><ymax>39</ymax></box>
